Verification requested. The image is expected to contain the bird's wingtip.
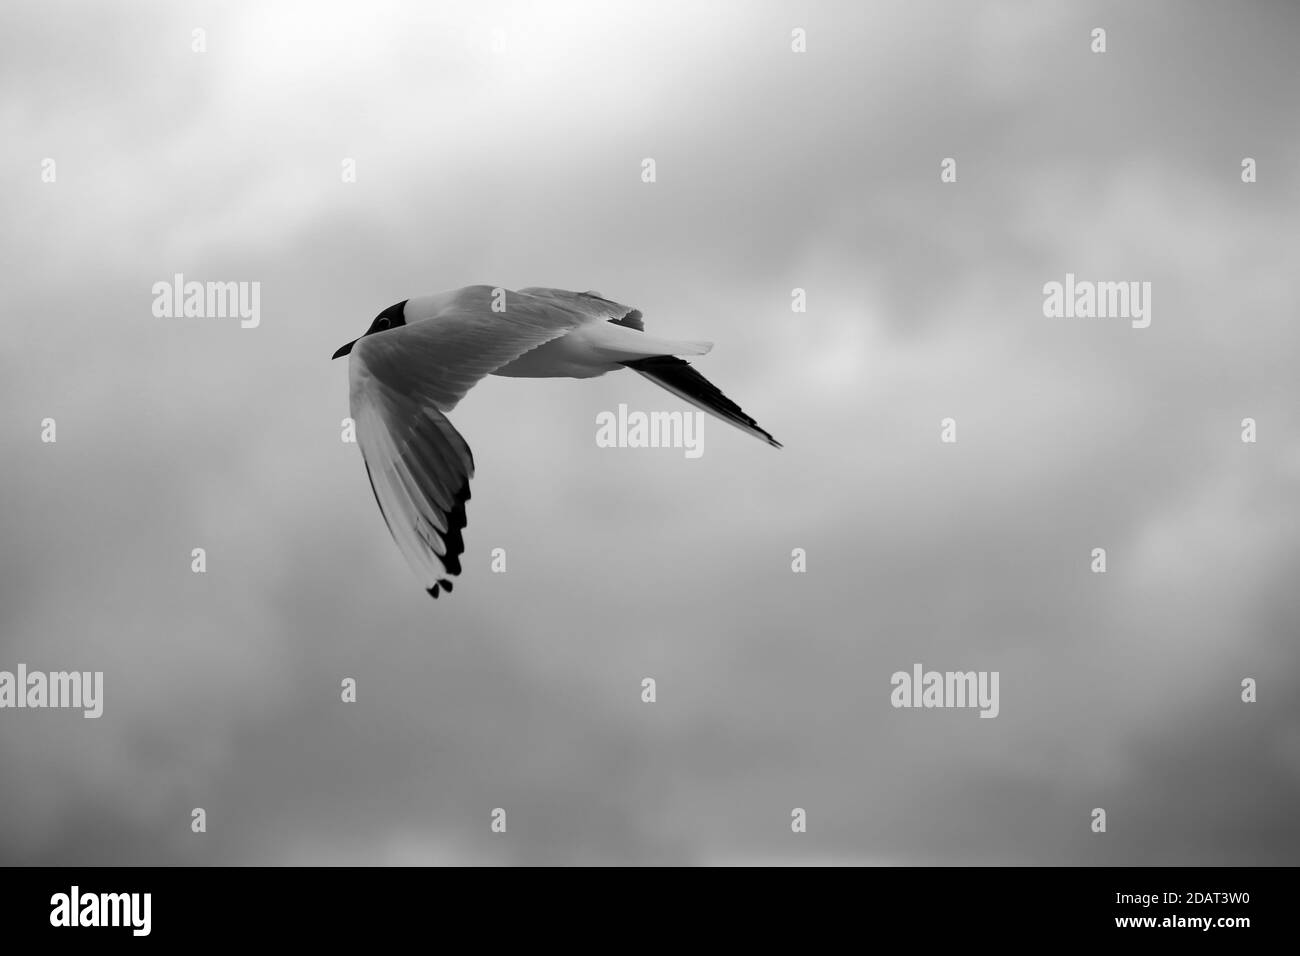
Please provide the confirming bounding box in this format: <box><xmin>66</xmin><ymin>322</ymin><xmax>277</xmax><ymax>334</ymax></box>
<box><xmin>426</xmin><ymin>578</ymin><xmax>455</xmax><ymax>599</ymax></box>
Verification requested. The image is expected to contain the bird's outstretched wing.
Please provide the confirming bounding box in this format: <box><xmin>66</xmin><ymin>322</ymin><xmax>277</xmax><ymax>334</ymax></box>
<box><xmin>349</xmin><ymin>288</ymin><xmax>590</xmax><ymax>597</ymax></box>
<box><xmin>519</xmin><ymin>287</ymin><xmax>643</xmax><ymax>331</ymax></box>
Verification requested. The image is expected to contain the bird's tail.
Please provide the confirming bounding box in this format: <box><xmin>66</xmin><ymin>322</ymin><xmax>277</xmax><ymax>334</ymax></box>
<box><xmin>621</xmin><ymin>355</ymin><xmax>782</xmax><ymax>448</ymax></box>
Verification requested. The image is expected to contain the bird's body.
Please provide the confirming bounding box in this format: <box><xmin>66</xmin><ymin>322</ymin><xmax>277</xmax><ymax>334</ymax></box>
<box><xmin>335</xmin><ymin>285</ymin><xmax>779</xmax><ymax>598</ymax></box>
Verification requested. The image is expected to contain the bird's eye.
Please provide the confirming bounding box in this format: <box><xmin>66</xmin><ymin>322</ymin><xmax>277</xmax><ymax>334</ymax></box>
<box><xmin>375</xmin><ymin>317</ymin><xmax>390</xmax><ymax>331</ymax></box>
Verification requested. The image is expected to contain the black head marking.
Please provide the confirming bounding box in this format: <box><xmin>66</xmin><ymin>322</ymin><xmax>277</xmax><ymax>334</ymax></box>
<box><xmin>332</xmin><ymin>299</ymin><xmax>411</xmax><ymax>359</ymax></box>
<box><xmin>367</xmin><ymin>299</ymin><xmax>409</xmax><ymax>336</ymax></box>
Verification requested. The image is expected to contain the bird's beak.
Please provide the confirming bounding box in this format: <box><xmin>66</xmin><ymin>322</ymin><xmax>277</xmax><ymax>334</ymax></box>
<box><xmin>332</xmin><ymin>338</ymin><xmax>358</xmax><ymax>360</ymax></box>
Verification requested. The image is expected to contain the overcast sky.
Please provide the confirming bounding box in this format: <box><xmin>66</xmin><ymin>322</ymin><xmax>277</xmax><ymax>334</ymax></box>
<box><xmin>2</xmin><ymin>0</ymin><xmax>1298</xmax><ymax>865</ymax></box>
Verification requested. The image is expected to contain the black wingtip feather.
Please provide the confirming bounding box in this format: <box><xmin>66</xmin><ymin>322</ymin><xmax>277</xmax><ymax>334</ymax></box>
<box><xmin>438</xmin><ymin>482</ymin><xmax>472</xmax><ymax>576</ymax></box>
<box><xmin>621</xmin><ymin>355</ymin><xmax>781</xmax><ymax>448</ymax></box>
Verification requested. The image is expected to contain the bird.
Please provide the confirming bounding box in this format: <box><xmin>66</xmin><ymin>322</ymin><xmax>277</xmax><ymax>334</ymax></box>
<box><xmin>333</xmin><ymin>285</ymin><xmax>781</xmax><ymax>598</ymax></box>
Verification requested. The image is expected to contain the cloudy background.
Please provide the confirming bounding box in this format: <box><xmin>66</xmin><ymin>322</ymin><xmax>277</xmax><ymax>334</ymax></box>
<box><xmin>2</xmin><ymin>0</ymin><xmax>1298</xmax><ymax>865</ymax></box>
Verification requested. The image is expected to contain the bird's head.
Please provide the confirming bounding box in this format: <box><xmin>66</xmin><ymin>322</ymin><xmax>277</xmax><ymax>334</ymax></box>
<box><xmin>332</xmin><ymin>299</ymin><xmax>409</xmax><ymax>359</ymax></box>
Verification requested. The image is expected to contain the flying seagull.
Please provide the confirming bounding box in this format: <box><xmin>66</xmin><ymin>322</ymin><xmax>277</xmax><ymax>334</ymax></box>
<box><xmin>333</xmin><ymin>286</ymin><xmax>780</xmax><ymax>598</ymax></box>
